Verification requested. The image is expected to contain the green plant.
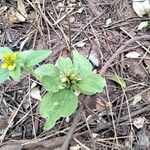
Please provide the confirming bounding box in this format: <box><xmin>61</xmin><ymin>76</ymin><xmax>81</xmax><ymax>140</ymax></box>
<box><xmin>0</xmin><ymin>47</ymin><xmax>51</xmax><ymax>83</ymax></box>
<box><xmin>0</xmin><ymin>47</ymin><xmax>106</xmax><ymax>130</ymax></box>
<box><xmin>35</xmin><ymin>51</ymin><xmax>106</xmax><ymax>130</ymax></box>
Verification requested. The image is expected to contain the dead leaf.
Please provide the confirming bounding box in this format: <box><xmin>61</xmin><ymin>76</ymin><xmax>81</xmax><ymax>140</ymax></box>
<box><xmin>125</xmin><ymin>51</ymin><xmax>141</xmax><ymax>58</ymax></box>
<box><xmin>131</xmin><ymin>94</ymin><xmax>142</xmax><ymax>106</ymax></box>
<box><xmin>133</xmin><ymin>0</ymin><xmax>150</xmax><ymax>17</ymax></box>
<box><xmin>17</xmin><ymin>0</ymin><xmax>27</xmax><ymax>19</ymax></box>
<box><xmin>8</xmin><ymin>0</ymin><xmax>27</xmax><ymax>23</ymax></box>
<box><xmin>96</xmin><ymin>99</ymin><xmax>111</xmax><ymax>111</ymax></box>
<box><xmin>106</xmin><ymin>18</ymin><xmax>112</xmax><ymax>25</ymax></box>
<box><xmin>30</xmin><ymin>87</ymin><xmax>41</xmax><ymax>100</ymax></box>
<box><xmin>92</xmin><ymin>133</ymin><xmax>99</xmax><ymax>138</ymax></box>
<box><xmin>77</xmin><ymin>7</ymin><xmax>84</xmax><ymax>13</ymax></box>
<box><xmin>138</xmin><ymin>21</ymin><xmax>149</xmax><ymax>30</ymax></box>
<box><xmin>89</xmin><ymin>50</ymin><xmax>100</xmax><ymax>67</ymax></box>
<box><xmin>133</xmin><ymin>117</ymin><xmax>146</xmax><ymax>129</ymax></box>
<box><xmin>109</xmin><ymin>75</ymin><xmax>127</xmax><ymax>88</ymax></box>
<box><xmin>76</xmin><ymin>42</ymin><xmax>86</xmax><ymax>47</ymax></box>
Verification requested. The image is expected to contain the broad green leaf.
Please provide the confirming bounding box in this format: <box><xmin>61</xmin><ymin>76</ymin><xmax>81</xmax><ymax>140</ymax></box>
<box><xmin>19</xmin><ymin>50</ymin><xmax>33</xmax><ymax>64</ymax></box>
<box><xmin>109</xmin><ymin>75</ymin><xmax>126</xmax><ymax>88</ymax></box>
<box><xmin>0</xmin><ymin>67</ymin><xmax>9</xmax><ymax>83</ymax></box>
<box><xmin>44</xmin><ymin>115</ymin><xmax>59</xmax><ymax>130</ymax></box>
<box><xmin>76</xmin><ymin>73</ymin><xmax>106</xmax><ymax>95</ymax></box>
<box><xmin>56</xmin><ymin>57</ymin><xmax>73</xmax><ymax>74</ymax></box>
<box><xmin>24</xmin><ymin>50</ymin><xmax>51</xmax><ymax>67</ymax></box>
<box><xmin>42</xmin><ymin>76</ymin><xmax>60</xmax><ymax>92</ymax></box>
<box><xmin>34</xmin><ymin>64</ymin><xmax>60</xmax><ymax>81</ymax></box>
<box><xmin>73</xmin><ymin>51</ymin><xmax>93</xmax><ymax>76</ymax></box>
<box><xmin>0</xmin><ymin>47</ymin><xmax>13</xmax><ymax>59</ymax></box>
<box><xmin>9</xmin><ymin>66</ymin><xmax>21</xmax><ymax>82</ymax></box>
<box><xmin>40</xmin><ymin>89</ymin><xmax>78</xmax><ymax>130</ymax></box>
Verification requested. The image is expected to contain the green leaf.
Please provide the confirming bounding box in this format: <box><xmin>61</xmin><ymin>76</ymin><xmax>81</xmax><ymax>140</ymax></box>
<box><xmin>42</xmin><ymin>76</ymin><xmax>60</xmax><ymax>92</ymax></box>
<box><xmin>73</xmin><ymin>51</ymin><xmax>93</xmax><ymax>76</ymax></box>
<box><xmin>9</xmin><ymin>66</ymin><xmax>21</xmax><ymax>82</ymax></box>
<box><xmin>56</xmin><ymin>57</ymin><xmax>73</xmax><ymax>74</ymax></box>
<box><xmin>109</xmin><ymin>75</ymin><xmax>126</xmax><ymax>88</ymax></box>
<box><xmin>19</xmin><ymin>50</ymin><xmax>33</xmax><ymax>64</ymax></box>
<box><xmin>76</xmin><ymin>73</ymin><xmax>106</xmax><ymax>95</ymax></box>
<box><xmin>0</xmin><ymin>47</ymin><xmax>12</xmax><ymax>59</ymax></box>
<box><xmin>40</xmin><ymin>89</ymin><xmax>78</xmax><ymax>130</ymax></box>
<box><xmin>34</xmin><ymin>64</ymin><xmax>60</xmax><ymax>81</ymax></box>
<box><xmin>0</xmin><ymin>67</ymin><xmax>9</xmax><ymax>83</ymax></box>
<box><xmin>22</xmin><ymin>50</ymin><xmax>51</xmax><ymax>67</ymax></box>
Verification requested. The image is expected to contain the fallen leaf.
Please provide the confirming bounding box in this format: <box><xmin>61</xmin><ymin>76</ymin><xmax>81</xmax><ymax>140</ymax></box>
<box><xmin>138</xmin><ymin>21</ymin><xmax>149</xmax><ymax>30</ymax></box>
<box><xmin>89</xmin><ymin>50</ymin><xmax>100</xmax><ymax>67</ymax></box>
<box><xmin>8</xmin><ymin>0</ymin><xmax>27</xmax><ymax>23</ymax></box>
<box><xmin>133</xmin><ymin>0</ymin><xmax>150</xmax><ymax>17</ymax></box>
<box><xmin>92</xmin><ymin>133</ymin><xmax>99</xmax><ymax>138</ymax></box>
<box><xmin>17</xmin><ymin>0</ymin><xmax>27</xmax><ymax>19</ymax></box>
<box><xmin>77</xmin><ymin>7</ymin><xmax>84</xmax><ymax>13</ymax></box>
<box><xmin>125</xmin><ymin>51</ymin><xmax>141</xmax><ymax>58</ymax></box>
<box><xmin>109</xmin><ymin>75</ymin><xmax>127</xmax><ymax>88</ymax></box>
<box><xmin>131</xmin><ymin>94</ymin><xmax>142</xmax><ymax>106</ymax></box>
<box><xmin>30</xmin><ymin>87</ymin><xmax>41</xmax><ymax>100</ymax></box>
<box><xmin>96</xmin><ymin>99</ymin><xmax>111</xmax><ymax>111</ymax></box>
<box><xmin>76</xmin><ymin>42</ymin><xmax>86</xmax><ymax>47</ymax></box>
<box><xmin>106</xmin><ymin>18</ymin><xmax>112</xmax><ymax>25</ymax></box>
<box><xmin>31</xmin><ymin>82</ymin><xmax>37</xmax><ymax>89</ymax></box>
<box><xmin>133</xmin><ymin>117</ymin><xmax>146</xmax><ymax>129</ymax></box>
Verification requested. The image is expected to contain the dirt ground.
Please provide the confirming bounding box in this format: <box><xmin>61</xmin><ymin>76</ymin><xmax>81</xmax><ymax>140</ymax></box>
<box><xmin>0</xmin><ymin>0</ymin><xmax>150</xmax><ymax>149</ymax></box>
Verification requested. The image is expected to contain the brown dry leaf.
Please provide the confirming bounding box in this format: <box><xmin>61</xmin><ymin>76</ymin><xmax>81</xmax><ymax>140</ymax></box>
<box><xmin>96</xmin><ymin>99</ymin><xmax>111</xmax><ymax>111</ymax></box>
<box><xmin>8</xmin><ymin>10</ymin><xmax>26</xmax><ymax>23</ymax></box>
<box><xmin>8</xmin><ymin>0</ymin><xmax>27</xmax><ymax>23</ymax></box>
<box><xmin>17</xmin><ymin>0</ymin><xmax>27</xmax><ymax>17</ymax></box>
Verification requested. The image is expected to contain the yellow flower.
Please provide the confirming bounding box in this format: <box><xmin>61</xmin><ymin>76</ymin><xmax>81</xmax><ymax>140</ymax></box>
<box><xmin>1</xmin><ymin>53</ymin><xmax>17</xmax><ymax>70</ymax></box>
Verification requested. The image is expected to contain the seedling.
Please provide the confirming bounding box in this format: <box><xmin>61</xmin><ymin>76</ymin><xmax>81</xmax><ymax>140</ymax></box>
<box><xmin>35</xmin><ymin>51</ymin><xmax>106</xmax><ymax>130</ymax></box>
<box><xmin>0</xmin><ymin>47</ymin><xmax>106</xmax><ymax>130</ymax></box>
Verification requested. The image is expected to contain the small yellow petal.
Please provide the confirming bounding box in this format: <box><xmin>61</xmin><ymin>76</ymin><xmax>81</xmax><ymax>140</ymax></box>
<box><xmin>8</xmin><ymin>64</ymin><xmax>16</xmax><ymax>70</ymax></box>
<box><xmin>2</xmin><ymin>63</ymin><xmax>9</xmax><ymax>69</ymax></box>
<box><xmin>2</xmin><ymin>54</ymin><xmax>10</xmax><ymax>60</ymax></box>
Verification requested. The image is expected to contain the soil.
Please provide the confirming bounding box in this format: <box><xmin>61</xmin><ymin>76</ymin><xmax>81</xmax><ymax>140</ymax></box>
<box><xmin>0</xmin><ymin>0</ymin><xmax>150</xmax><ymax>150</ymax></box>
